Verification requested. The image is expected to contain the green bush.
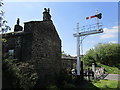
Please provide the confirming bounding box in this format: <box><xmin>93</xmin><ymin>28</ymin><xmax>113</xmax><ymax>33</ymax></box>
<box><xmin>3</xmin><ymin>59</ymin><xmax>38</xmax><ymax>89</ymax></box>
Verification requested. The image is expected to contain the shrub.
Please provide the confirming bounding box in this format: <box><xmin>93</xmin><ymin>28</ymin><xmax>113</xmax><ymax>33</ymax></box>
<box><xmin>57</xmin><ymin>69</ymin><xmax>77</xmax><ymax>86</ymax></box>
<box><xmin>3</xmin><ymin>59</ymin><xmax>38</xmax><ymax>89</ymax></box>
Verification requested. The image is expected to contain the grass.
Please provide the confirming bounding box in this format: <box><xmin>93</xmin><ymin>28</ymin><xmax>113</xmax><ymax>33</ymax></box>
<box><xmin>97</xmin><ymin>63</ymin><xmax>119</xmax><ymax>74</ymax></box>
<box><xmin>91</xmin><ymin>79</ymin><xmax>119</xmax><ymax>89</ymax></box>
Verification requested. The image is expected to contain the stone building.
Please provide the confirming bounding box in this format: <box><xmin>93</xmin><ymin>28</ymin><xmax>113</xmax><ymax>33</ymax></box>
<box><xmin>2</xmin><ymin>8</ymin><xmax>61</xmax><ymax>86</ymax></box>
<box><xmin>61</xmin><ymin>55</ymin><xmax>76</xmax><ymax>70</ymax></box>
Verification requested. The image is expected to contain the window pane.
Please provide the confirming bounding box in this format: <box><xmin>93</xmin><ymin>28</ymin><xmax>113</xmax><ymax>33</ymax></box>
<box><xmin>8</xmin><ymin>50</ymin><xmax>14</xmax><ymax>56</ymax></box>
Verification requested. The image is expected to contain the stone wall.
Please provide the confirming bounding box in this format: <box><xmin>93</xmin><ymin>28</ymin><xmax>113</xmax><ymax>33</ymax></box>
<box><xmin>61</xmin><ymin>56</ymin><xmax>76</xmax><ymax>70</ymax></box>
<box><xmin>2</xmin><ymin>32</ymin><xmax>32</xmax><ymax>60</ymax></box>
<box><xmin>2</xmin><ymin>33</ymin><xmax>22</xmax><ymax>60</ymax></box>
<box><xmin>21</xmin><ymin>33</ymin><xmax>32</xmax><ymax>61</ymax></box>
<box><xmin>24</xmin><ymin>20</ymin><xmax>61</xmax><ymax>86</ymax></box>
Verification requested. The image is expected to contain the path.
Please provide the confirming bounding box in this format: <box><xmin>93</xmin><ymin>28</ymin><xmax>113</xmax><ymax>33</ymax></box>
<box><xmin>104</xmin><ymin>74</ymin><xmax>119</xmax><ymax>81</ymax></box>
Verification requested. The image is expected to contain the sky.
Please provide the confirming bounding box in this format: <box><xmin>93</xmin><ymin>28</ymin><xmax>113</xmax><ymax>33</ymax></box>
<box><xmin>1</xmin><ymin>0</ymin><xmax>119</xmax><ymax>56</ymax></box>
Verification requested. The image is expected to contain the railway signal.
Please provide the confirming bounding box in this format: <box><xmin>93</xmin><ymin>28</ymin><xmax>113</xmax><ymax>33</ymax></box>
<box><xmin>86</xmin><ymin>13</ymin><xmax>102</xmax><ymax>20</ymax></box>
<box><xmin>73</xmin><ymin>10</ymin><xmax>103</xmax><ymax>80</ymax></box>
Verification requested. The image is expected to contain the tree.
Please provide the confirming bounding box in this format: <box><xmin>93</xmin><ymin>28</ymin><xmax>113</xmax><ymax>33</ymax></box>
<box><xmin>0</xmin><ymin>0</ymin><xmax>11</xmax><ymax>34</ymax></box>
<box><xmin>83</xmin><ymin>49</ymin><xmax>96</xmax><ymax>66</ymax></box>
<box><xmin>62</xmin><ymin>51</ymin><xmax>68</xmax><ymax>56</ymax></box>
<box><xmin>83</xmin><ymin>43</ymin><xmax>120</xmax><ymax>67</ymax></box>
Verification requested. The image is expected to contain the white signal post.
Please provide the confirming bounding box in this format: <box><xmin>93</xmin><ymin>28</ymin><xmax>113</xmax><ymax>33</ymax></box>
<box><xmin>96</xmin><ymin>9</ymin><xmax>99</xmax><ymax>31</ymax></box>
<box><xmin>76</xmin><ymin>22</ymin><xmax>80</xmax><ymax>76</ymax></box>
<box><xmin>73</xmin><ymin>10</ymin><xmax>103</xmax><ymax>78</ymax></box>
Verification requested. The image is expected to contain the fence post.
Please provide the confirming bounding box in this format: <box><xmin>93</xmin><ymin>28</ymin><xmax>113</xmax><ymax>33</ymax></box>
<box><xmin>92</xmin><ymin>63</ymin><xmax>95</xmax><ymax>79</ymax></box>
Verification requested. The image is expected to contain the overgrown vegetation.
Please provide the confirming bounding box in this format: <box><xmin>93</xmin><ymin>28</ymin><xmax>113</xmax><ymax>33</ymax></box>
<box><xmin>3</xmin><ymin>59</ymin><xmax>38</xmax><ymax>89</ymax></box>
<box><xmin>83</xmin><ymin>43</ymin><xmax>120</xmax><ymax>68</ymax></box>
<box><xmin>46</xmin><ymin>70</ymin><xmax>77</xmax><ymax>89</ymax></box>
<box><xmin>56</xmin><ymin>69</ymin><xmax>77</xmax><ymax>89</ymax></box>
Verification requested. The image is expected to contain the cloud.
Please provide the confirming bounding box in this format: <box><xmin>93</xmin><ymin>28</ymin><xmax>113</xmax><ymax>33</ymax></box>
<box><xmin>100</xmin><ymin>26</ymin><xmax>118</xmax><ymax>39</ymax></box>
<box><xmin>84</xmin><ymin>40</ymin><xmax>95</xmax><ymax>44</ymax></box>
<box><xmin>100</xmin><ymin>34</ymin><xmax>116</xmax><ymax>39</ymax></box>
<box><xmin>109</xmin><ymin>41</ymin><xmax>117</xmax><ymax>43</ymax></box>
